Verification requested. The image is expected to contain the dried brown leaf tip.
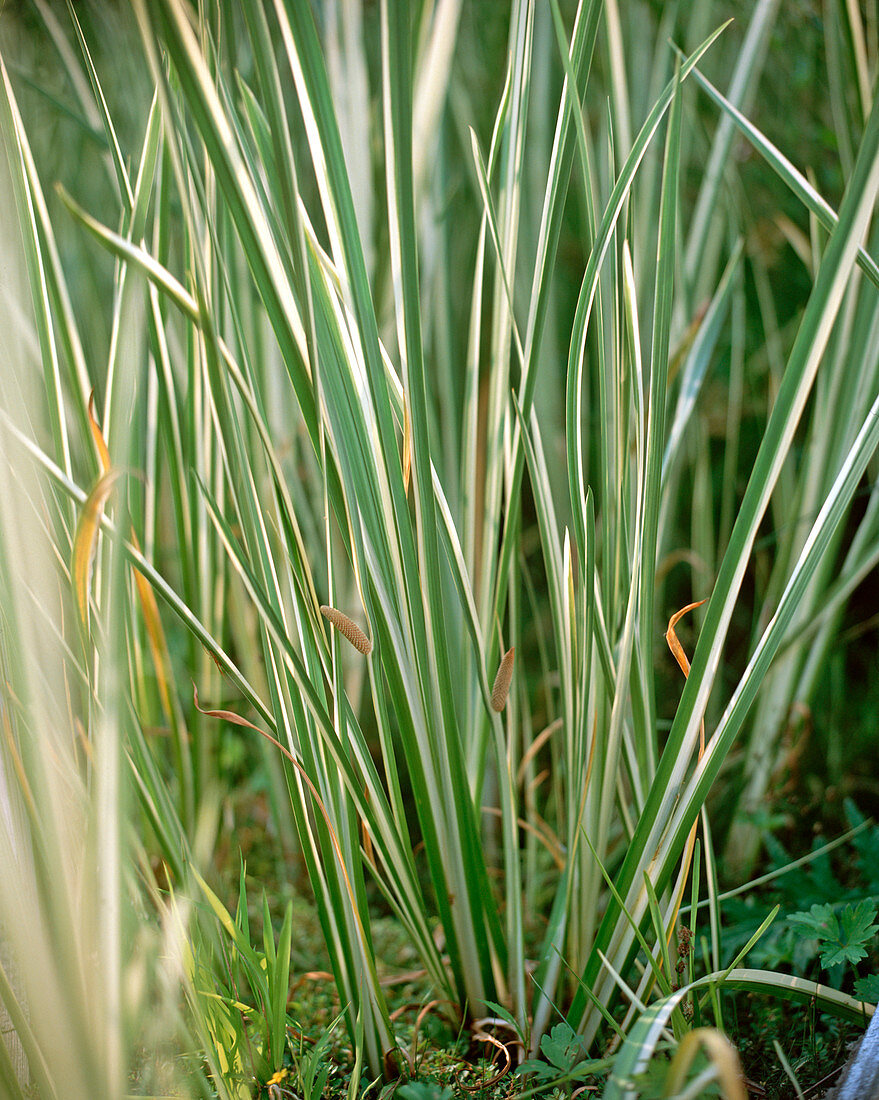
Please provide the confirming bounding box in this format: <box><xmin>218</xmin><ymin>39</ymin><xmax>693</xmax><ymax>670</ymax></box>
<box><xmin>490</xmin><ymin>647</ymin><xmax>515</xmax><ymax>712</ymax></box>
<box><xmin>320</xmin><ymin>605</ymin><xmax>373</xmax><ymax>655</ymax></box>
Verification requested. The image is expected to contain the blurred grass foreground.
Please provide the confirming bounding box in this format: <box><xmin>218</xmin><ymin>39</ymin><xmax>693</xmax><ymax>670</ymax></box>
<box><xmin>1</xmin><ymin>1</ymin><xmax>879</xmax><ymax>1097</ymax></box>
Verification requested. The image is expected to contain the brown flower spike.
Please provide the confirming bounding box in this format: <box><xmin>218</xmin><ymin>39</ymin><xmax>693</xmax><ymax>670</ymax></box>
<box><xmin>490</xmin><ymin>647</ymin><xmax>515</xmax><ymax>712</ymax></box>
<box><xmin>320</xmin><ymin>605</ymin><xmax>373</xmax><ymax>655</ymax></box>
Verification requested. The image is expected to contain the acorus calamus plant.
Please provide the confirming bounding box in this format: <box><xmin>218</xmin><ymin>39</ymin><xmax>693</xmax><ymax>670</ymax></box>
<box><xmin>1</xmin><ymin>0</ymin><xmax>878</xmax><ymax>1094</ymax></box>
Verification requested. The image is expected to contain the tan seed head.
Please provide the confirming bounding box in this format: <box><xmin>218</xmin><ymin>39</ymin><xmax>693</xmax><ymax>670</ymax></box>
<box><xmin>490</xmin><ymin>647</ymin><xmax>515</xmax><ymax>712</ymax></box>
<box><xmin>320</xmin><ymin>605</ymin><xmax>373</xmax><ymax>655</ymax></box>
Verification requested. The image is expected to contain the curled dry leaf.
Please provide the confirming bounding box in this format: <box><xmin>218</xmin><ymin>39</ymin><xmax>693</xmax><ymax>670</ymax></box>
<box><xmin>665</xmin><ymin>598</ymin><xmax>708</xmax><ymax>754</ymax></box>
<box><xmin>87</xmin><ymin>390</ymin><xmax>112</xmax><ymax>473</ymax></box>
<box><xmin>89</xmin><ymin>390</ymin><xmax>174</xmax><ymax>715</ymax></box>
<box><xmin>72</xmin><ymin>468</ymin><xmax>122</xmax><ymax>630</ymax></box>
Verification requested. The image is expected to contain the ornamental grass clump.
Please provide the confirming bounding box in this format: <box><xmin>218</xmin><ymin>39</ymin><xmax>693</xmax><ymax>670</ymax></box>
<box><xmin>1</xmin><ymin>0</ymin><xmax>878</xmax><ymax>1093</ymax></box>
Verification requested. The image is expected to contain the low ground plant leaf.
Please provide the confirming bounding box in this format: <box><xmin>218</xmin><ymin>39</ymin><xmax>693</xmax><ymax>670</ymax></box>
<box><xmin>789</xmin><ymin>901</ymin><xmax>879</xmax><ymax>969</ymax></box>
<box><xmin>834</xmin><ymin>901</ymin><xmax>879</xmax><ymax>966</ymax></box>
<box><xmin>515</xmin><ymin>1058</ymin><xmax>558</xmax><ymax>1079</ymax></box>
<box><xmin>516</xmin><ymin>1022</ymin><xmax>602</xmax><ymax>1084</ymax></box>
<box><xmin>854</xmin><ymin>974</ymin><xmax>879</xmax><ymax>1003</ymax></box>
<box><xmin>846</xmin><ymin>800</ymin><xmax>879</xmax><ymax>895</ymax></box>
<box><xmin>541</xmin><ymin>1021</ymin><xmax>589</xmax><ymax>1071</ymax></box>
<box><xmin>396</xmin><ymin>1083</ymin><xmax>454</xmax><ymax>1100</ymax></box>
<box><xmin>789</xmin><ymin>902</ymin><xmax>837</xmax><ymax>938</ymax></box>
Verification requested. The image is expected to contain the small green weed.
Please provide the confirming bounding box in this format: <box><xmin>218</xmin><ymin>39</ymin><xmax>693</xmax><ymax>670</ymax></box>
<box><xmin>396</xmin><ymin>1082</ymin><xmax>454</xmax><ymax>1100</ymax></box>
<box><xmin>515</xmin><ymin>1021</ymin><xmax>606</xmax><ymax>1094</ymax></box>
<box><xmin>291</xmin><ymin>1016</ymin><xmax>343</xmax><ymax>1100</ymax></box>
<box><xmin>718</xmin><ymin>801</ymin><xmax>878</xmax><ymax>1096</ymax></box>
<box><xmin>186</xmin><ymin>862</ymin><xmax>297</xmax><ymax>1097</ymax></box>
<box><xmin>789</xmin><ymin>899</ymin><xmax>879</xmax><ymax>970</ymax></box>
<box><xmin>722</xmin><ymin>800</ymin><xmax>879</xmax><ymax>981</ymax></box>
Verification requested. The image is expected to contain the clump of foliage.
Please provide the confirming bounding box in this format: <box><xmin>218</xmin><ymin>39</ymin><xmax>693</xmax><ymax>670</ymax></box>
<box><xmin>1</xmin><ymin>1</ymin><xmax>878</xmax><ymax>1098</ymax></box>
